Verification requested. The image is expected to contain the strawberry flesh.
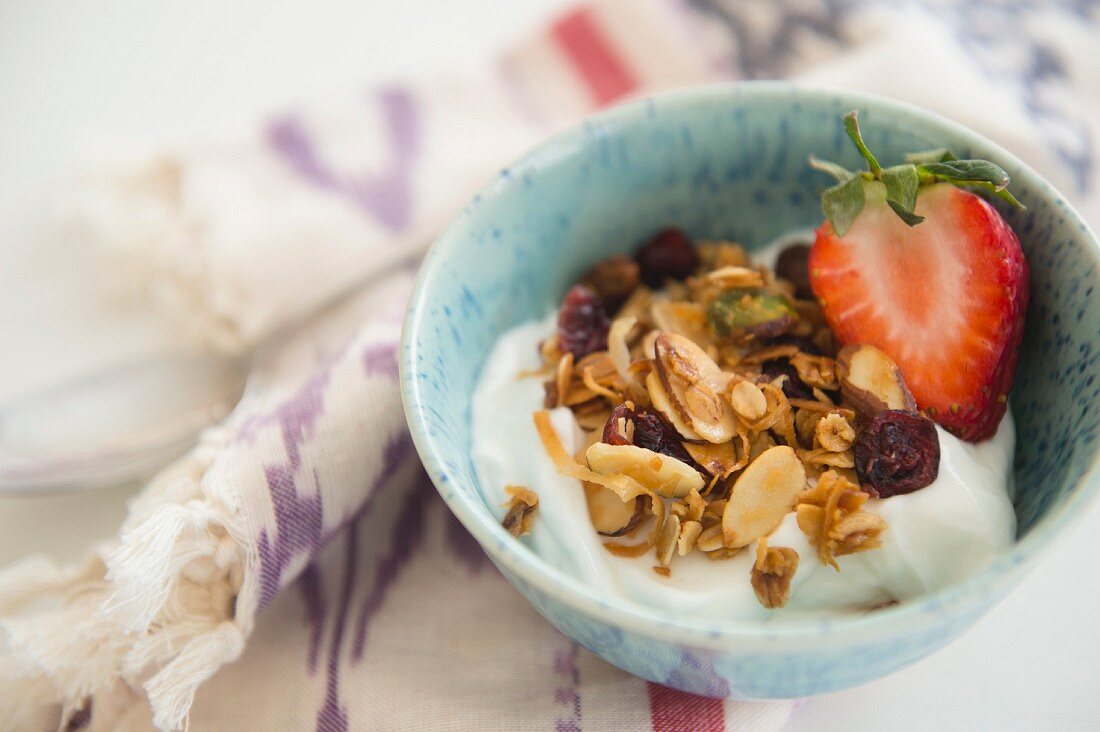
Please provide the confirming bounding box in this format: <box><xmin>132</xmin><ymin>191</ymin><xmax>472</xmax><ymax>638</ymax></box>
<box><xmin>809</xmin><ymin>184</ymin><xmax>1028</xmax><ymax>441</ymax></box>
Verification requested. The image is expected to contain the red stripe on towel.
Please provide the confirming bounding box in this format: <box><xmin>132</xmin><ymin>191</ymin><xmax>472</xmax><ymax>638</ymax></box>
<box><xmin>550</xmin><ymin>7</ymin><xmax>638</xmax><ymax>106</ymax></box>
<box><xmin>647</xmin><ymin>682</ymin><xmax>725</xmax><ymax>732</ymax></box>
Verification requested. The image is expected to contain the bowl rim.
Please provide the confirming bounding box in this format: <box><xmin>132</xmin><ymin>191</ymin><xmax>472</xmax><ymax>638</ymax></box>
<box><xmin>401</xmin><ymin>80</ymin><xmax>1100</xmax><ymax>647</ymax></box>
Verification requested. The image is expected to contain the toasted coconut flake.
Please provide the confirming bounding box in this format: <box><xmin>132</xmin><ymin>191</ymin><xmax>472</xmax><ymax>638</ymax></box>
<box><xmin>586</xmin><ymin>442</ymin><xmax>704</xmax><ymax>498</ymax></box>
<box><xmin>608</xmin><ymin>316</ymin><xmax>639</xmax><ymax>380</ymax></box>
<box><xmin>502</xmin><ymin>486</ymin><xmax>539</xmax><ymax>537</ymax></box>
<box><xmin>533</xmin><ymin>410</ymin><xmax>648</xmax><ymax>502</ymax></box>
<box><xmin>791</xmin><ymin>353</ymin><xmax>839</xmax><ymax>390</ymax></box>
<box><xmin>706</xmin><ymin>546</ymin><xmax>743</xmax><ymax>561</ymax></box>
<box><xmin>582</xmin><ymin>366</ymin><xmax>621</xmax><ymax>401</ymax></box>
<box><xmin>652</xmin><ymin>566</ymin><xmax>672</xmax><ymax>577</ymax></box>
<box><xmin>722</xmin><ymin>445</ymin><xmax>806</xmax><ymax>548</ymax></box>
<box><xmin>554</xmin><ymin>353</ymin><xmax>574</xmax><ymax>407</ymax></box>
<box><xmin>750</xmin><ymin>537</ymin><xmax>799</xmax><ymax>609</ymax></box>
<box><xmin>540</xmin><ymin>334</ymin><xmax>562</xmax><ymax>367</ymax></box>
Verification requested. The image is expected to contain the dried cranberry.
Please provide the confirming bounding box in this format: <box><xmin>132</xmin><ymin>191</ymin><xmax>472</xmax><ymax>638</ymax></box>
<box><xmin>854</xmin><ymin>410</ymin><xmax>940</xmax><ymax>498</ymax></box>
<box><xmin>775</xmin><ymin>243</ymin><xmax>814</xmax><ymax>299</ymax></box>
<box><xmin>601</xmin><ymin>403</ymin><xmax>701</xmax><ymax>470</ymax></box>
<box><xmin>761</xmin><ymin>358</ymin><xmax>814</xmax><ymax>400</ymax></box>
<box><xmin>602</xmin><ymin>403</ymin><xmax>635</xmax><ymax>445</ymax></box>
<box><xmin>557</xmin><ymin>285</ymin><xmax>610</xmax><ymax>358</ymax></box>
<box><xmin>635</xmin><ymin>228</ymin><xmax>700</xmax><ymax>287</ymax></box>
<box><xmin>580</xmin><ymin>255</ymin><xmax>640</xmax><ymax>312</ymax></box>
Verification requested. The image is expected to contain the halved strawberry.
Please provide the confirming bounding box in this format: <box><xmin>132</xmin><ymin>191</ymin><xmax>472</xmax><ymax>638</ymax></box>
<box><xmin>808</xmin><ymin>113</ymin><xmax>1029</xmax><ymax>442</ymax></box>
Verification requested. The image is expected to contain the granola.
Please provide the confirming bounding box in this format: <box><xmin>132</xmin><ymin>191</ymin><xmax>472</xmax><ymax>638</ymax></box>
<box><xmin>522</xmin><ymin>228</ymin><xmax>946</xmax><ymax>610</ymax></box>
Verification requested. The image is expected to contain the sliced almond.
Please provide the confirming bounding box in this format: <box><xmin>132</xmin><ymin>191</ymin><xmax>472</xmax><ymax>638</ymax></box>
<box><xmin>722</xmin><ymin>445</ymin><xmax>806</xmax><ymax>547</ymax></box>
<box><xmin>837</xmin><ymin>344</ymin><xmax>917</xmax><ymax>417</ymax></box>
<box><xmin>584</xmin><ymin>483</ymin><xmax>646</xmax><ymax>536</ymax></box>
<box><xmin>646</xmin><ymin>370</ymin><xmax>701</xmax><ymax>440</ymax></box>
<box><xmin>696</xmin><ymin>523</ymin><xmax>726</xmax><ymax>552</ymax></box>
<box><xmin>656</xmin><ymin>513</ymin><xmax>681</xmax><ymax>566</ymax></box>
<box><xmin>678</xmin><ymin>520</ymin><xmax>704</xmax><ymax>555</ymax></box>
<box><xmin>729</xmin><ymin>380</ymin><xmax>767</xmax><ymax>421</ymax></box>
<box><xmin>654</xmin><ymin>333</ymin><xmax>736</xmax><ymax>444</ymax></box>
<box><xmin>683</xmin><ymin>440</ymin><xmax>739</xmax><ymax>478</ymax></box>
<box><xmin>705</xmin><ymin>265</ymin><xmax>764</xmax><ymax>289</ymax></box>
<box><xmin>585</xmin><ymin>442</ymin><xmax>704</xmax><ymax>498</ymax></box>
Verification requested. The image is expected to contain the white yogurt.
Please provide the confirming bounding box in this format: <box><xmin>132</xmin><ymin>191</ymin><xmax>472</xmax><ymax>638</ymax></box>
<box><xmin>472</xmin><ymin>312</ymin><xmax>1016</xmax><ymax>622</ymax></box>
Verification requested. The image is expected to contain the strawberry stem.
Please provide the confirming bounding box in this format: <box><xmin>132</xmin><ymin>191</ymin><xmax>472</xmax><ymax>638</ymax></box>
<box><xmin>843</xmin><ymin>112</ymin><xmax>882</xmax><ymax>177</ymax></box>
<box><xmin>810</xmin><ymin>112</ymin><xmax>1025</xmax><ymax>236</ymax></box>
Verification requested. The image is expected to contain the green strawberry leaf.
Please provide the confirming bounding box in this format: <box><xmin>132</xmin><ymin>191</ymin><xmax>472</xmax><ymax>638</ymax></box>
<box><xmin>821</xmin><ymin>176</ymin><xmax>866</xmax><ymax>237</ymax></box>
<box><xmin>905</xmin><ymin>148</ymin><xmax>956</xmax><ymax>165</ymax></box>
<box><xmin>881</xmin><ymin>164</ymin><xmax>923</xmax><ymax>225</ymax></box>
<box><xmin>808</xmin><ymin>155</ymin><xmax>857</xmax><ymax>183</ymax></box>
<box><xmin>920</xmin><ymin>159</ymin><xmax>1011</xmax><ymax>190</ymax></box>
<box><xmin>918</xmin><ymin>159</ymin><xmax>1024</xmax><ymax>208</ymax></box>
<box><xmin>843</xmin><ymin>112</ymin><xmax>882</xmax><ymax>176</ymax></box>
<box><xmin>887</xmin><ymin>200</ymin><xmax>926</xmax><ymax>226</ymax></box>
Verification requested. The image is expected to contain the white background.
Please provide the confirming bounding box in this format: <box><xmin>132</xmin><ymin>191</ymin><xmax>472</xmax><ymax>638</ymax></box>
<box><xmin>0</xmin><ymin>1</ymin><xmax>1097</xmax><ymax>730</ymax></box>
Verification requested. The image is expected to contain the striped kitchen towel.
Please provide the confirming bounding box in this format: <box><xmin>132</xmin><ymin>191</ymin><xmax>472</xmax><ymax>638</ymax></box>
<box><xmin>0</xmin><ymin>0</ymin><xmax>1095</xmax><ymax>730</ymax></box>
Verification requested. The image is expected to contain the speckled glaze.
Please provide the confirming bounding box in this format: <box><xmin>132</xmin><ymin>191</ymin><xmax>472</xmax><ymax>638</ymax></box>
<box><xmin>401</xmin><ymin>83</ymin><xmax>1100</xmax><ymax>698</ymax></box>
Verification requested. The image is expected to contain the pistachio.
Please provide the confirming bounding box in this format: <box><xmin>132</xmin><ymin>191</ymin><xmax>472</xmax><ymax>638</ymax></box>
<box><xmin>708</xmin><ymin>288</ymin><xmax>797</xmax><ymax>340</ymax></box>
<box><xmin>585</xmin><ymin>442</ymin><xmax>704</xmax><ymax>498</ymax></box>
<box><xmin>722</xmin><ymin>445</ymin><xmax>806</xmax><ymax>547</ymax></box>
<box><xmin>836</xmin><ymin>344</ymin><xmax>917</xmax><ymax>417</ymax></box>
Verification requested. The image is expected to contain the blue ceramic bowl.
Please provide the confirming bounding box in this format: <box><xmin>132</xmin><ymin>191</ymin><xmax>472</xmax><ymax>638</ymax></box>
<box><xmin>401</xmin><ymin>83</ymin><xmax>1100</xmax><ymax>698</ymax></box>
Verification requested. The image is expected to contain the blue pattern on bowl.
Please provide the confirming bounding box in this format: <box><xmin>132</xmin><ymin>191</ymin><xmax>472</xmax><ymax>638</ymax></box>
<box><xmin>401</xmin><ymin>83</ymin><xmax>1100</xmax><ymax>698</ymax></box>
